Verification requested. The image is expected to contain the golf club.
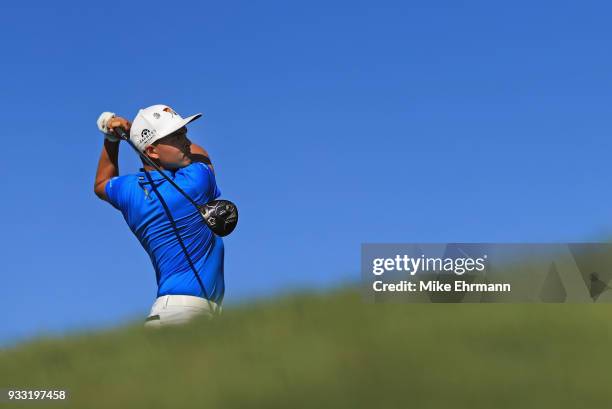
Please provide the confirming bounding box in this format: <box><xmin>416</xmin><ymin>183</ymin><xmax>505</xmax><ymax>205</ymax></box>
<box><xmin>112</xmin><ymin>126</ymin><xmax>238</xmax><ymax>237</ymax></box>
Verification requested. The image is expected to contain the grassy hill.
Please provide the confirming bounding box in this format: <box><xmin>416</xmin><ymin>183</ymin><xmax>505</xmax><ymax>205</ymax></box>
<box><xmin>2</xmin><ymin>289</ymin><xmax>612</xmax><ymax>408</ymax></box>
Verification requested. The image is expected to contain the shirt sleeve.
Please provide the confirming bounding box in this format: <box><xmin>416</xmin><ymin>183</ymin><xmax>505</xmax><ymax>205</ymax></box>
<box><xmin>185</xmin><ymin>162</ymin><xmax>222</xmax><ymax>201</ymax></box>
<box><xmin>104</xmin><ymin>176</ymin><xmax>126</xmax><ymax>210</ymax></box>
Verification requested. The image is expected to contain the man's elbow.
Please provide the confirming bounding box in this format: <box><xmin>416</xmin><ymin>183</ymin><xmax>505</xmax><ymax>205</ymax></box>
<box><xmin>189</xmin><ymin>153</ymin><xmax>212</xmax><ymax>166</ymax></box>
<box><xmin>94</xmin><ymin>181</ymin><xmax>108</xmax><ymax>201</ymax></box>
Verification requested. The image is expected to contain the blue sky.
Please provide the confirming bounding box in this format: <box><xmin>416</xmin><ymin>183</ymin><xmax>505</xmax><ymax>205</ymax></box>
<box><xmin>1</xmin><ymin>0</ymin><xmax>611</xmax><ymax>345</ymax></box>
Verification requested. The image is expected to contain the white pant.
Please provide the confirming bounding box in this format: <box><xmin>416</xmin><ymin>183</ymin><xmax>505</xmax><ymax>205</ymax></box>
<box><xmin>144</xmin><ymin>295</ymin><xmax>221</xmax><ymax>328</ymax></box>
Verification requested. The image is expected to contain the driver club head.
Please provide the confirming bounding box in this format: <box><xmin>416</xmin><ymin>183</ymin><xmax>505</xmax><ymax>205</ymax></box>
<box><xmin>198</xmin><ymin>200</ymin><xmax>238</xmax><ymax>237</ymax></box>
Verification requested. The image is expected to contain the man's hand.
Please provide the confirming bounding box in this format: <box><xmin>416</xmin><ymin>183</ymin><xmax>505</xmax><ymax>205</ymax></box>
<box><xmin>108</xmin><ymin>116</ymin><xmax>131</xmax><ymax>135</ymax></box>
<box><xmin>96</xmin><ymin>112</ymin><xmax>132</xmax><ymax>142</ymax></box>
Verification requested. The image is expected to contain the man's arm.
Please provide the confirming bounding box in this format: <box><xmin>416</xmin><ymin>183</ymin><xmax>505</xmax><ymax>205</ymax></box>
<box><xmin>93</xmin><ymin>115</ymin><xmax>131</xmax><ymax>201</ymax></box>
<box><xmin>189</xmin><ymin>142</ymin><xmax>215</xmax><ymax>173</ymax></box>
<box><xmin>94</xmin><ymin>139</ymin><xmax>120</xmax><ymax>201</ymax></box>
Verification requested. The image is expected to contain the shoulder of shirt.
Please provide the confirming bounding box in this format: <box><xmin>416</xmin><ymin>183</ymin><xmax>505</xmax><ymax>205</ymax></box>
<box><xmin>182</xmin><ymin>162</ymin><xmax>210</xmax><ymax>174</ymax></box>
<box><xmin>109</xmin><ymin>173</ymin><xmax>140</xmax><ymax>185</ymax></box>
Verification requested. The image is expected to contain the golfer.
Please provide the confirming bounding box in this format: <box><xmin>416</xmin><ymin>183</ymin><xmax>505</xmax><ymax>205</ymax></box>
<box><xmin>94</xmin><ymin>105</ymin><xmax>224</xmax><ymax>327</ymax></box>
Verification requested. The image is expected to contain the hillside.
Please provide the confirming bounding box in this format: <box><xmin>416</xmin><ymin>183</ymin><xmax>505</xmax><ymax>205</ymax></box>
<box><xmin>1</xmin><ymin>289</ymin><xmax>611</xmax><ymax>408</ymax></box>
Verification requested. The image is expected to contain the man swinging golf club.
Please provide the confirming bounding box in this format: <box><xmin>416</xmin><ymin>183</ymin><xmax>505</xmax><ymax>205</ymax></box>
<box><xmin>94</xmin><ymin>104</ymin><xmax>236</xmax><ymax>327</ymax></box>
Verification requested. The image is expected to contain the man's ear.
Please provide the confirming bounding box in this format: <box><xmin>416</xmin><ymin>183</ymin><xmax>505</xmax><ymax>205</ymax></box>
<box><xmin>144</xmin><ymin>145</ymin><xmax>159</xmax><ymax>159</ymax></box>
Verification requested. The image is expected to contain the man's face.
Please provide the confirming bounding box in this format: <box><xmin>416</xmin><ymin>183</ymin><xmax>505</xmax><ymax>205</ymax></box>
<box><xmin>145</xmin><ymin>127</ymin><xmax>192</xmax><ymax>169</ymax></box>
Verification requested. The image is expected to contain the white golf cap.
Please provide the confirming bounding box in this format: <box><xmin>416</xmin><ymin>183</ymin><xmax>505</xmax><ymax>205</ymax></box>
<box><xmin>130</xmin><ymin>104</ymin><xmax>202</xmax><ymax>152</ymax></box>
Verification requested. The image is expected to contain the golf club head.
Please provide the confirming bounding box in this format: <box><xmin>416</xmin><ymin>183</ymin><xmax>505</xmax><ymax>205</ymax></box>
<box><xmin>198</xmin><ymin>200</ymin><xmax>238</xmax><ymax>237</ymax></box>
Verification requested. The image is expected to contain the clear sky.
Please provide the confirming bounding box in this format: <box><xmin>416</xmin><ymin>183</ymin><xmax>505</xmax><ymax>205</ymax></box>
<box><xmin>1</xmin><ymin>1</ymin><xmax>611</xmax><ymax>345</ymax></box>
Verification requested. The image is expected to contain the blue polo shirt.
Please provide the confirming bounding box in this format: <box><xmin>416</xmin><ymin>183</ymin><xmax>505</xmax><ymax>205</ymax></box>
<box><xmin>105</xmin><ymin>162</ymin><xmax>224</xmax><ymax>303</ymax></box>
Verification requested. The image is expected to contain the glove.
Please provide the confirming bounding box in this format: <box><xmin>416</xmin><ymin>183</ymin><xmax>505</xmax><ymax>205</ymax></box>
<box><xmin>97</xmin><ymin>111</ymin><xmax>119</xmax><ymax>142</ymax></box>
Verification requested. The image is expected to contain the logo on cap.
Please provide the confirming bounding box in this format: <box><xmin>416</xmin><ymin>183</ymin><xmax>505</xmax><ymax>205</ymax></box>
<box><xmin>153</xmin><ymin>112</ymin><xmax>160</xmax><ymax>119</ymax></box>
<box><xmin>163</xmin><ymin>106</ymin><xmax>178</xmax><ymax>118</ymax></box>
<box><xmin>140</xmin><ymin>128</ymin><xmax>157</xmax><ymax>145</ymax></box>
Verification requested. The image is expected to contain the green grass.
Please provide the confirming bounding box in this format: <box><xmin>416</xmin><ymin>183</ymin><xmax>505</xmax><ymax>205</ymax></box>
<box><xmin>2</xmin><ymin>288</ymin><xmax>612</xmax><ymax>408</ymax></box>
